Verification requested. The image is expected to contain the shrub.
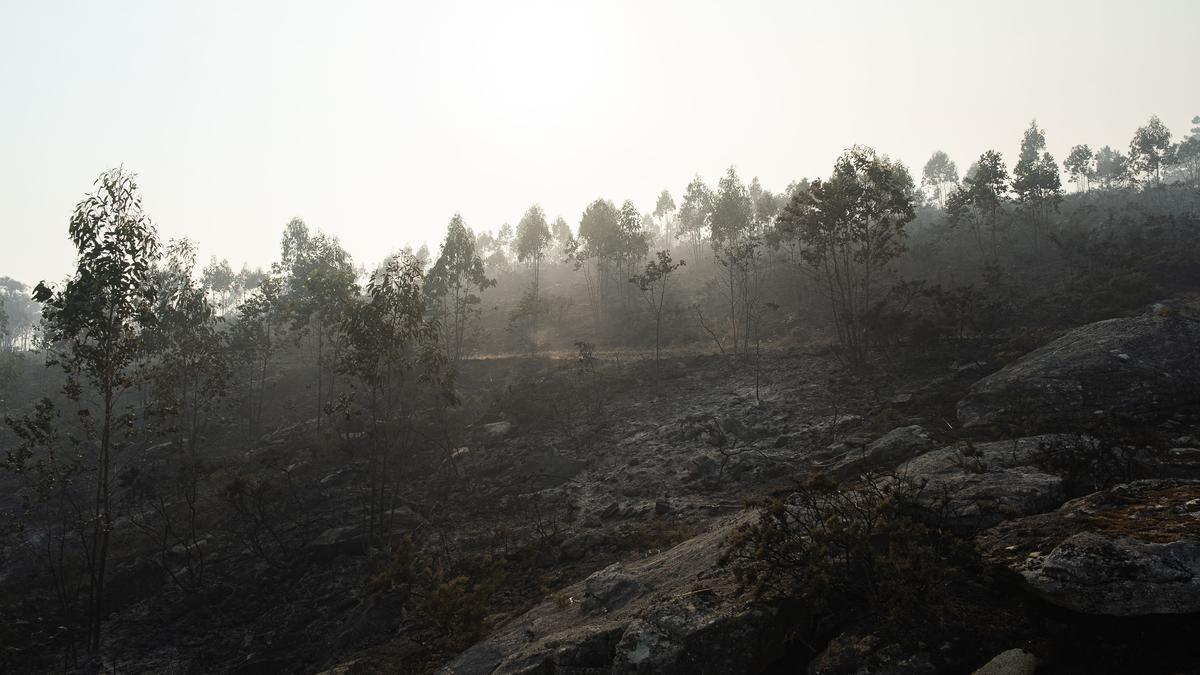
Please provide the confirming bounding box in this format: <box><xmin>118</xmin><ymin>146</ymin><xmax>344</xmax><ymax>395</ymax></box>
<box><xmin>721</xmin><ymin>474</ymin><xmax>972</xmax><ymax>634</ymax></box>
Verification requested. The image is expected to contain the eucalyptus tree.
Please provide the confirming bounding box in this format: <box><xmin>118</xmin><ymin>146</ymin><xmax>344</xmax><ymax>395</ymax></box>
<box><xmin>710</xmin><ymin>166</ymin><xmax>756</xmax><ymax>353</ymax></box>
<box><xmin>515</xmin><ymin>204</ymin><xmax>552</xmax><ymax>297</ymax></box>
<box><xmin>136</xmin><ymin>239</ymin><xmax>228</xmax><ymax>591</ymax></box>
<box><xmin>653</xmin><ymin>189</ymin><xmax>677</xmax><ymax>251</ymax></box>
<box><xmin>1011</xmin><ymin>120</ymin><xmax>1063</xmax><ymax>243</ymax></box>
<box><xmin>340</xmin><ymin>253</ymin><xmax>438</xmax><ymax>545</ymax></box>
<box><xmin>779</xmin><ymin>146</ymin><xmax>915</xmax><ymax>366</ymax></box>
<box><xmin>201</xmin><ymin>256</ymin><xmax>234</xmax><ymax>315</ymax></box>
<box><xmin>274</xmin><ymin>218</ymin><xmax>358</xmax><ymax>430</ymax></box>
<box><xmin>1063</xmin><ymin>145</ymin><xmax>1095</xmax><ymax>192</ymax></box>
<box><xmin>1129</xmin><ymin>115</ymin><xmax>1173</xmax><ymax>185</ymax></box>
<box><xmin>144</xmin><ymin>239</ymin><xmax>228</xmax><ymax>456</ymax></box>
<box><xmin>574</xmin><ymin>198</ymin><xmax>621</xmax><ymax>325</ymax></box>
<box><xmin>228</xmin><ymin>274</ymin><xmax>285</xmax><ymax>437</ymax></box>
<box><xmin>550</xmin><ymin>215</ymin><xmax>574</xmax><ymax>259</ymax></box>
<box><xmin>921</xmin><ymin>151</ymin><xmax>959</xmax><ymax>207</ymax></box>
<box><xmin>425</xmin><ymin>214</ymin><xmax>495</xmax><ymax>364</ymax></box>
<box><xmin>616</xmin><ymin>199</ymin><xmax>650</xmax><ymax>311</ymax></box>
<box><xmin>947</xmin><ymin>150</ymin><xmax>1010</xmax><ymax>260</ymax></box>
<box><xmin>1094</xmin><ymin>145</ymin><xmax>1130</xmax><ymax>190</ymax></box>
<box><xmin>629</xmin><ymin>250</ymin><xmax>684</xmax><ymax>387</ymax></box>
<box><xmin>678</xmin><ymin>175</ymin><xmax>713</xmax><ymax>263</ymax></box>
<box><xmin>33</xmin><ymin>167</ymin><xmax>161</xmax><ymax>657</ymax></box>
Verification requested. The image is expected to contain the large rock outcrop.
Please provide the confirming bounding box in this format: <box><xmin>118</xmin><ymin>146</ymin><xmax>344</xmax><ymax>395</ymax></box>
<box><xmin>897</xmin><ymin>436</ymin><xmax>1071</xmax><ymax>532</ymax></box>
<box><xmin>440</xmin><ymin>512</ymin><xmax>787</xmax><ymax>675</ymax></box>
<box><xmin>957</xmin><ymin>310</ymin><xmax>1200</xmax><ymax>431</ymax></box>
<box><xmin>978</xmin><ymin>479</ymin><xmax>1200</xmax><ymax>616</ymax></box>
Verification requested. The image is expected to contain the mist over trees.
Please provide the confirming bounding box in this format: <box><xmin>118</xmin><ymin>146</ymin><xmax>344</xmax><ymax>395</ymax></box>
<box><xmin>2</xmin><ymin>111</ymin><xmax>1200</xmax><ymax>672</ymax></box>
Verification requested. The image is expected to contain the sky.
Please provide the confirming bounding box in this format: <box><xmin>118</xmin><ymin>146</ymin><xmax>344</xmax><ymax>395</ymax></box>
<box><xmin>1</xmin><ymin>0</ymin><xmax>1198</xmax><ymax>285</ymax></box>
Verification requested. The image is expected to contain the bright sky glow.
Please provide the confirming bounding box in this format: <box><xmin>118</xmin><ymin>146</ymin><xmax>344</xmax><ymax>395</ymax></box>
<box><xmin>2</xmin><ymin>0</ymin><xmax>1197</xmax><ymax>284</ymax></box>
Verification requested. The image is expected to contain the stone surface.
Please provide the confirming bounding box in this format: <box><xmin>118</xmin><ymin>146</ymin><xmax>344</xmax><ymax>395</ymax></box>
<box><xmin>957</xmin><ymin>311</ymin><xmax>1200</xmax><ymax>431</ymax></box>
<box><xmin>972</xmin><ymin>648</ymin><xmax>1039</xmax><ymax>675</ymax></box>
<box><xmin>978</xmin><ymin>479</ymin><xmax>1200</xmax><ymax>615</ymax></box>
<box><xmin>828</xmin><ymin>425</ymin><xmax>938</xmax><ymax>480</ymax></box>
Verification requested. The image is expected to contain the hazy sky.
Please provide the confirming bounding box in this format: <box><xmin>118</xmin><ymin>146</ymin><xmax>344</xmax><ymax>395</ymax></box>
<box><xmin>2</xmin><ymin>0</ymin><xmax>1197</xmax><ymax>285</ymax></box>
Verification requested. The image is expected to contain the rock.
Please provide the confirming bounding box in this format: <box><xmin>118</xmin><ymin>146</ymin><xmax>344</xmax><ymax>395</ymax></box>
<box><xmin>482</xmin><ymin>420</ymin><xmax>514</xmax><ymax>438</ymax></box>
<box><xmin>830</xmin><ymin>425</ymin><xmax>937</xmax><ymax>480</ymax></box>
<box><xmin>894</xmin><ymin>436</ymin><xmax>1071</xmax><ymax>531</ymax></box>
<box><xmin>972</xmin><ymin>648</ymin><xmax>1038</xmax><ymax>675</ymax></box>
<box><xmin>958</xmin><ymin>310</ymin><xmax>1200</xmax><ymax>431</ymax></box>
<box><xmin>308</xmin><ymin>525</ymin><xmax>367</xmax><ymax>560</ymax></box>
<box><xmin>439</xmin><ymin>514</ymin><xmax>764</xmax><ymax>675</ymax></box>
<box><xmin>559</xmin><ymin>532</ymin><xmax>605</xmax><ymax>562</ymax></box>
<box><xmin>977</xmin><ymin>479</ymin><xmax>1200</xmax><ymax>615</ymax></box>
<box><xmin>611</xmin><ymin>600</ymin><xmax>783</xmax><ymax>674</ymax></box>
<box><xmin>900</xmin><ymin>436</ymin><xmax>1084</xmax><ymax>477</ymax></box>
<box><xmin>922</xmin><ymin>469</ymin><xmax>1064</xmax><ymax>532</ymax></box>
<box><xmin>439</xmin><ymin>644</ymin><xmax>504</xmax><ymax>675</ymax></box>
<box><xmin>685</xmin><ymin>453</ymin><xmax>719</xmax><ymax>481</ymax></box>
<box><xmin>582</xmin><ymin>563</ymin><xmax>646</xmax><ymax>614</ymax></box>
<box><xmin>654</xmin><ymin>500</ymin><xmax>673</xmax><ymax>516</ymax></box>
<box><xmin>808</xmin><ymin>632</ymin><xmax>936</xmax><ymax>675</ymax></box>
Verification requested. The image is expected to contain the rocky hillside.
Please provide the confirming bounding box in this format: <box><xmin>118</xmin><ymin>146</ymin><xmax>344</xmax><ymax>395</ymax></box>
<box><xmin>4</xmin><ymin>304</ymin><xmax>1200</xmax><ymax>674</ymax></box>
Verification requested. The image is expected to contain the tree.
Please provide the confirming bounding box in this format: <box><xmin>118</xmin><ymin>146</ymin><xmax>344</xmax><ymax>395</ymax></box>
<box><xmin>1094</xmin><ymin>145</ymin><xmax>1130</xmax><ymax>190</ymax></box>
<box><xmin>629</xmin><ymin>250</ymin><xmax>684</xmax><ymax>387</ymax></box>
<box><xmin>425</xmin><ymin>214</ymin><xmax>495</xmax><ymax>364</ymax></box>
<box><xmin>1011</xmin><ymin>120</ymin><xmax>1063</xmax><ymax>242</ymax></box>
<box><xmin>574</xmin><ymin>198</ymin><xmax>622</xmax><ymax>327</ymax></box>
<box><xmin>200</xmin><ymin>257</ymin><xmax>234</xmax><ymax>315</ymax></box>
<box><xmin>1129</xmin><ymin>115</ymin><xmax>1173</xmax><ymax>185</ymax></box>
<box><xmin>550</xmin><ymin>215</ymin><xmax>574</xmax><ymax>259</ymax></box>
<box><xmin>750</xmin><ymin>176</ymin><xmax>782</xmax><ymax>236</ymax></box>
<box><xmin>275</xmin><ymin>219</ymin><xmax>358</xmax><ymax>431</ymax></box>
<box><xmin>515</xmin><ymin>204</ymin><xmax>552</xmax><ymax>297</ymax></box>
<box><xmin>947</xmin><ymin>150</ymin><xmax>1009</xmax><ymax>260</ymax></box>
<box><xmin>228</xmin><ymin>274</ymin><xmax>284</xmax><ymax>437</ymax></box>
<box><xmin>135</xmin><ymin>238</ymin><xmax>228</xmax><ymax>591</ymax></box>
<box><xmin>781</xmin><ymin>146</ymin><xmax>916</xmax><ymax>365</ymax></box>
<box><xmin>677</xmin><ymin>175</ymin><xmax>713</xmax><ymax>263</ymax></box>
<box><xmin>710</xmin><ymin>166</ymin><xmax>756</xmax><ymax>353</ymax></box>
<box><xmin>616</xmin><ymin>199</ymin><xmax>650</xmax><ymax>311</ymax></box>
<box><xmin>1063</xmin><ymin>144</ymin><xmax>1095</xmax><ymax>192</ymax></box>
<box><xmin>921</xmin><ymin>151</ymin><xmax>959</xmax><ymax>207</ymax></box>
<box><xmin>1169</xmin><ymin>115</ymin><xmax>1200</xmax><ymax>185</ymax></box>
<box><xmin>33</xmin><ymin>167</ymin><xmax>161</xmax><ymax>658</ymax></box>
<box><xmin>653</xmin><ymin>189</ymin><xmax>677</xmax><ymax>251</ymax></box>
<box><xmin>340</xmin><ymin>253</ymin><xmax>438</xmax><ymax>546</ymax></box>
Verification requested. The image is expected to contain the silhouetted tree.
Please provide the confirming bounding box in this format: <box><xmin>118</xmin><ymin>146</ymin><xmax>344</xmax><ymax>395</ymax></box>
<box><xmin>922</xmin><ymin>150</ymin><xmax>959</xmax><ymax>207</ymax></box>
<box><xmin>425</xmin><ymin>214</ymin><xmax>495</xmax><ymax>364</ymax></box>
<box><xmin>1063</xmin><ymin>144</ymin><xmax>1095</xmax><ymax>192</ymax></box>
<box><xmin>947</xmin><ymin>150</ymin><xmax>1010</xmax><ymax>260</ymax></box>
<box><xmin>781</xmin><ymin>146</ymin><xmax>915</xmax><ymax>365</ymax></box>
<box><xmin>33</xmin><ymin>167</ymin><xmax>161</xmax><ymax>659</ymax></box>
<box><xmin>1129</xmin><ymin>115</ymin><xmax>1173</xmax><ymax>185</ymax></box>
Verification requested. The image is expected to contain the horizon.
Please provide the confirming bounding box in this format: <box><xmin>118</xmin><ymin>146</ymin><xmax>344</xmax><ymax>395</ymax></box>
<box><xmin>3</xmin><ymin>0</ymin><xmax>1198</xmax><ymax>286</ymax></box>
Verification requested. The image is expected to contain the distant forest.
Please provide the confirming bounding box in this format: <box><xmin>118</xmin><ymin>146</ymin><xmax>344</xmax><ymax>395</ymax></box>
<box><xmin>1</xmin><ymin>113</ymin><xmax>1198</xmax><ymax>665</ymax></box>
